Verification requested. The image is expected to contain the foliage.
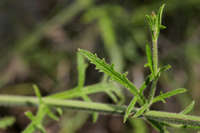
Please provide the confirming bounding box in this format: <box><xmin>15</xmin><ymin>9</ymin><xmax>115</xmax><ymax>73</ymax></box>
<box><xmin>0</xmin><ymin>3</ymin><xmax>199</xmax><ymax>133</ymax></box>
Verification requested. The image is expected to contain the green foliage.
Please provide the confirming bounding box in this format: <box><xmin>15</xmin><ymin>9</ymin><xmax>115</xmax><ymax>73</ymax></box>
<box><xmin>145</xmin><ymin>4</ymin><xmax>166</xmax><ymax>42</ymax></box>
<box><xmin>124</xmin><ymin>97</ymin><xmax>137</xmax><ymax>123</ymax></box>
<box><xmin>78</xmin><ymin>4</ymin><xmax>200</xmax><ymax>132</ymax></box>
<box><xmin>145</xmin><ymin>44</ymin><xmax>154</xmax><ymax>74</ymax></box>
<box><xmin>0</xmin><ymin>117</ymin><xmax>15</xmax><ymax>129</ymax></box>
<box><xmin>0</xmin><ymin>3</ymin><xmax>199</xmax><ymax>133</ymax></box>
<box><xmin>22</xmin><ymin>49</ymin><xmax>122</xmax><ymax>132</ymax></box>
<box><xmin>77</xmin><ymin>53</ymin><xmax>98</xmax><ymax>122</ymax></box>
<box><xmin>152</xmin><ymin>88</ymin><xmax>187</xmax><ymax>104</ymax></box>
<box><xmin>23</xmin><ymin>85</ymin><xmax>60</xmax><ymax>133</ymax></box>
<box><xmin>78</xmin><ymin>49</ymin><xmax>145</xmax><ymax>105</ymax></box>
<box><xmin>180</xmin><ymin>101</ymin><xmax>195</xmax><ymax>114</ymax></box>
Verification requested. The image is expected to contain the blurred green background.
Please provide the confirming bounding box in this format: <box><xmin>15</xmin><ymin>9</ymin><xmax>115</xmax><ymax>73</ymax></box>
<box><xmin>0</xmin><ymin>0</ymin><xmax>200</xmax><ymax>132</ymax></box>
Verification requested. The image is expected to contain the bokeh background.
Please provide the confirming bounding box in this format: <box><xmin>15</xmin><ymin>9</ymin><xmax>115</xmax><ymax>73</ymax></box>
<box><xmin>0</xmin><ymin>0</ymin><xmax>200</xmax><ymax>132</ymax></box>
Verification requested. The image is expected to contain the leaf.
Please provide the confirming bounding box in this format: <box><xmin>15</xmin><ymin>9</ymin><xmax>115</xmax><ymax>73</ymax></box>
<box><xmin>81</xmin><ymin>94</ymin><xmax>99</xmax><ymax>123</ymax></box>
<box><xmin>46</xmin><ymin>108</ymin><xmax>59</xmax><ymax>121</ymax></box>
<box><xmin>146</xmin><ymin>4</ymin><xmax>166</xmax><ymax>40</ymax></box>
<box><xmin>145</xmin><ymin>44</ymin><xmax>154</xmax><ymax>74</ymax></box>
<box><xmin>158</xmin><ymin>4</ymin><xmax>165</xmax><ymax>26</ymax></box>
<box><xmin>77</xmin><ymin>52</ymin><xmax>99</xmax><ymax>122</ymax></box>
<box><xmin>105</xmin><ymin>90</ymin><xmax>118</xmax><ymax>103</ymax></box>
<box><xmin>145</xmin><ymin>15</ymin><xmax>153</xmax><ymax>28</ymax></box>
<box><xmin>33</xmin><ymin>84</ymin><xmax>42</xmax><ymax>103</ymax></box>
<box><xmin>157</xmin><ymin>64</ymin><xmax>171</xmax><ymax>77</ymax></box>
<box><xmin>36</xmin><ymin>124</ymin><xmax>46</xmax><ymax>133</ymax></box>
<box><xmin>78</xmin><ymin>49</ymin><xmax>144</xmax><ymax>105</ymax></box>
<box><xmin>25</xmin><ymin>111</ymin><xmax>35</xmax><ymax>121</ymax></box>
<box><xmin>77</xmin><ymin>52</ymin><xmax>88</xmax><ymax>88</ymax></box>
<box><xmin>124</xmin><ymin>97</ymin><xmax>137</xmax><ymax>123</ymax></box>
<box><xmin>133</xmin><ymin>102</ymin><xmax>149</xmax><ymax>118</ymax></box>
<box><xmin>92</xmin><ymin>113</ymin><xmax>99</xmax><ymax>123</ymax></box>
<box><xmin>111</xmin><ymin>86</ymin><xmax>125</xmax><ymax>105</ymax></box>
<box><xmin>23</xmin><ymin>85</ymin><xmax>60</xmax><ymax>133</ymax></box>
<box><xmin>139</xmin><ymin>74</ymin><xmax>153</xmax><ymax>96</ymax></box>
<box><xmin>0</xmin><ymin>116</ymin><xmax>15</xmax><ymax>129</ymax></box>
<box><xmin>49</xmin><ymin>83</ymin><xmax>116</xmax><ymax>99</ymax></box>
<box><xmin>147</xmin><ymin>119</ymin><xmax>169</xmax><ymax>133</ymax></box>
<box><xmin>56</xmin><ymin>108</ymin><xmax>63</xmax><ymax>116</ymax></box>
<box><xmin>180</xmin><ymin>101</ymin><xmax>195</xmax><ymax>115</ymax></box>
<box><xmin>152</xmin><ymin>88</ymin><xmax>187</xmax><ymax>104</ymax></box>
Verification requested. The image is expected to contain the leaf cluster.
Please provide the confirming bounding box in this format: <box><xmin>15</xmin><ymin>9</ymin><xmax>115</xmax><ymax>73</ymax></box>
<box><xmin>22</xmin><ymin>52</ymin><xmax>122</xmax><ymax>133</ymax></box>
<box><xmin>78</xmin><ymin>4</ymin><xmax>199</xmax><ymax>132</ymax></box>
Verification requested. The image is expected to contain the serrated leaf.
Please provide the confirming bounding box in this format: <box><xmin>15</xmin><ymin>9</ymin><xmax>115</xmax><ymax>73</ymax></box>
<box><xmin>180</xmin><ymin>101</ymin><xmax>195</xmax><ymax>115</ymax></box>
<box><xmin>124</xmin><ymin>97</ymin><xmax>137</xmax><ymax>123</ymax></box>
<box><xmin>152</xmin><ymin>88</ymin><xmax>187</xmax><ymax>104</ymax></box>
<box><xmin>78</xmin><ymin>49</ymin><xmax>144</xmax><ymax>105</ymax></box>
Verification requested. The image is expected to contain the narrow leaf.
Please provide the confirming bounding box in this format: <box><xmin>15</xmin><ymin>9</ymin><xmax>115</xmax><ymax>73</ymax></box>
<box><xmin>158</xmin><ymin>64</ymin><xmax>171</xmax><ymax>77</ymax></box>
<box><xmin>152</xmin><ymin>88</ymin><xmax>187</xmax><ymax>104</ymax></box>
<box><xmin>46</xmin><ymin>108</ymin><xmax>59</xmax><ymax>121</ymax></box>
<box><xmin>180</xmin><ymin>101</ymin><xmax>195</xmax><ymax>115</ymax></box>
<box><xmin>145</xmin><ymin>44</ymin><xmax>154</xmax><ymax>74</ymax></box>
<box><xmin>79</xmin><ymin>49</ymin><xmax>144</xmax><ymax>104</ymax></box>
<box><xmin>0</xmin><ymin>117</ymin><xmax>15</xmax><ymax>129</ymax></box>
<box><xmin>81</xmin><ymin>94</ymin><xmax>99</xmax><ymax>123</ymax></box>
<box><xmin>139</xmin><ymin>74</ymin><xmax>153</xmax><ymax>96</ymax></box>
<box><xmin>147</xmin><ymin>119</ymin><xmax>169</xmax><ymax>133</ymax></box>
<box><xmin>33</xmin><ymin>85</ymin><xmax>42</xmax><ymax>103</ymax></box>
<box><xmin>106</xmin><ymin>90</ymin><xmax>118</xmax><ymax>103</ymax></box>
<box><xmin>158</xmin><ymin>4</ymin><xmax>165</xmax><ymax>26</ymax></box>
<box><xmin>133</xmin><ymin>102</ymin><xmax>149</xmax><ymax>118</ymax></box>
<box><xmin>124</xmin><ymin>97</ymin><xmax>137</xmax><ymax>123</ymax></box>
<box><xmin>77</xmin><ymin>52</ymin><xmax>88</xmax><ymax>88</ymax></box>
<box><xmin>25</xmin><ymin>112</ymin><xmax>35</xmax><ymax>121</ymax></box>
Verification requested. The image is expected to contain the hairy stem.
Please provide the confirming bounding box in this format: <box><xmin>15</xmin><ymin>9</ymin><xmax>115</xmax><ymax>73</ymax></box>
<box><xmin>0</xmin><ymin>95</ymin><xmax>200</xmax><ymax>127</ymax></box>
<box><xmin>152</xmin><ymin>38</ymin><xmax>158</xmax><ymax>75</ymax></box>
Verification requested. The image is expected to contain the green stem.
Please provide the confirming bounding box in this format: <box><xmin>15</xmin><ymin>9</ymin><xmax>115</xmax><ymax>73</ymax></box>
<box><xmin>47</xmin><ymin>83</ymin><xmax>113</xmax><ymax>99</ymax></box>
<box><xmin>149</xmin><ymin>76</ymin><xmax>159</xmax><ymax>102</ymax></box>
<box><xmin>0</xmin><ymin>95</ymin><xmax>200</xmax><ymax>127</ymax></box>
<box><xmin>152</xmin><ymin>38</ymin><xmax>158</xmax><ymax>75</ymax></box>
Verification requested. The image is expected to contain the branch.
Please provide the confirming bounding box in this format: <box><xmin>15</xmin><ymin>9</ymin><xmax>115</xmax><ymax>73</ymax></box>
<box><xmin>0</xmin><ymin>95</ymin><xmax>200</xmax><ymax>127</ymax></box>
